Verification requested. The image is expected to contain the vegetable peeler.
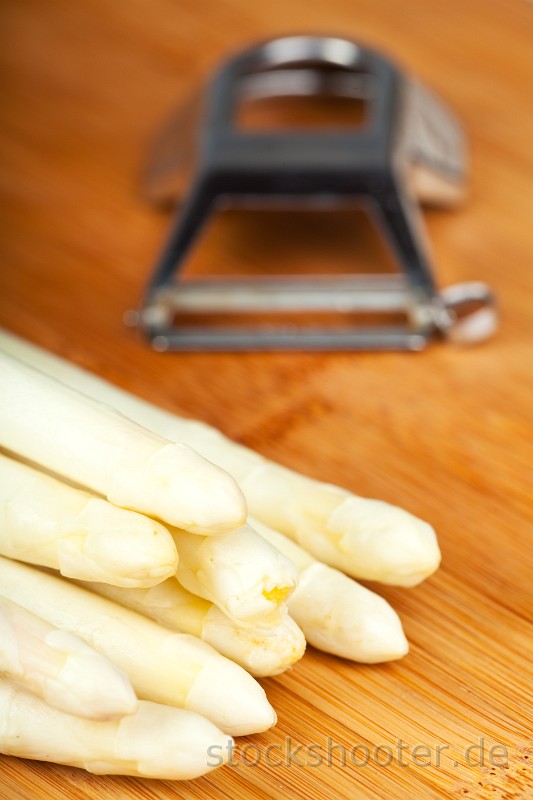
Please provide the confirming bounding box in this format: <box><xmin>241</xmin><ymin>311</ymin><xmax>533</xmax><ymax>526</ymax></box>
<box><xmin>135</xmin><ymin>35</ymin><xmax>497</xmax><ymax>351</ymax></box>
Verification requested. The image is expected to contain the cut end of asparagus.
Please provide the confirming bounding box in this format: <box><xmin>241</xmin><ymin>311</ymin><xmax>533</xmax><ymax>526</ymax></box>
<box><xmin>224</xmin><ymin>575</ymin><xmax>296</xmax><ymax>626</ymax></box>
<box><xmin>202</xmin><ymin>606</ymin><xmax>306</xmax><ymax>677</ymax></box>
<box><xmin>175</xmin><ymin>524</ymin><xmax>299</xmax><ymax>626</ymax></box>
<box><xmin>109</xmin><ymin>443</ymin><xmax>247</xmax><ymax>535</ymax></box>
<box><xmin>185</xmin><ymin>653</ymin><xmax>277</xmax><ymax>736</ymax></box>
<box><xmin>288</xmin><ymin>562</ymin><xmax>409</xmax><ymax>663</ymax></box>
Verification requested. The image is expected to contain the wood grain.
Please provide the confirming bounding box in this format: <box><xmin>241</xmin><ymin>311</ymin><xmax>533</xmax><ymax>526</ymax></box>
<box><xmin>0</xmin><ymin>1</ymin><xmax>532</xmax><ymax>798</ymax></box>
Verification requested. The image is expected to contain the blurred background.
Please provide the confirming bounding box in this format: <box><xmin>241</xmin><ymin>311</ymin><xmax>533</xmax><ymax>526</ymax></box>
<box><xmin>1</xmin><ymin>1</ymin><xmax>532</xmax><ymax>353</ymax></box>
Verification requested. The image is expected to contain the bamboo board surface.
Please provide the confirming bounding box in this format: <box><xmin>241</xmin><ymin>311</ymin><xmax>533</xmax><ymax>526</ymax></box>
<box><xmin>0</xmin><ymin>1</ymin><xmax>532</xmax><ymax>798</ymax></box>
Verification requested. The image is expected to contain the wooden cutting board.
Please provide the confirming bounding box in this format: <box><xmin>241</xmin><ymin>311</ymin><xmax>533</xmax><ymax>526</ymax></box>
<box><xmin>0</xmin><ymin>1</ymin><xmax>532</xmax><ymax>798</ymax></box>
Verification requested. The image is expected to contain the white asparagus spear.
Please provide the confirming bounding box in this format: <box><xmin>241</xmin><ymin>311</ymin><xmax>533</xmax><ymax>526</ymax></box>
<box><xmin>0</xmin><ymin>557</ymin><xmax>276</xmax><ymax>736</ymax></box>
<box><xmin>0</xmin><ymin>349</ymin><xmax>246</xmax><ymax>535</ymax></box>
<box><xmin>0</xmin><ymin>598</ymin><xmax>137</xmax><ymax>719</ymax></box>
<box><xmin>172</xmin><ymin>523</ymin><xmax>298</xmax><ymax>626</ymax></box>
<box><xmin>0</xmin><ymin>453</ymin><xmax>178</xmax><ymax>587</ymax></box>
<box><xmin>78</xmin><ymin>578</ymin><xmax>306</xmax><ymax>677</ymax></box>
<box><xmin>241</xmin><ymin>469</ymin><xmax>440</xmax><ymax>587</ymax></box>
<box><xmin>252</xmin><ymin>519</ymin><xmax>409</xmax><ymax>663</ymax></box>
<box><xmin>0</xmin><ymin>331</ymin><xmax>440</xmax><ymax>586</ymax></box>
<box><xmin>0</xmin><ymin>680</ymin><xmax>233</xmax><ymax>779</ymax></box>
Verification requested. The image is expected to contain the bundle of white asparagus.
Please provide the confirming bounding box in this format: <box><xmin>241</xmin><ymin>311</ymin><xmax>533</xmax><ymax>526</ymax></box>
<box><xmin>0</xmin><ymin>330</ymin><xmax>441</xmax><ymax>780</ymax></box>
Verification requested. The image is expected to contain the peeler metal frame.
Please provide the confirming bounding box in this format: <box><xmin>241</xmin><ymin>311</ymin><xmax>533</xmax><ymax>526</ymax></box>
<box><xmin>137</xmin><ymin>35</ymin><xmax>497</xmax><ymax>351</ymax></box>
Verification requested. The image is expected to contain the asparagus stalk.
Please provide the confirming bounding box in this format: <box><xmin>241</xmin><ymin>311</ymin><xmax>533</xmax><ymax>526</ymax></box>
<box><xmin>242</xmin><ymin>469</ymin><xmax>440</xmax><ymax>587</ymax></box>
<box><xmin>0</xmin><ymin>598</ymin><xmax>137</xmax><ymax>718</ymax></box>
<box><xmin>252</xmin><ymin>518</ymin><xmax>409</xmax><ymax>662</ymax></box>
<box><xmin>172</xmin><ymin>523</ymin><xmax>298</xmax><ymax>626</ymax></box>
<box><xmin>0</xmin><ymin>349</ymin><xmax>246</xmax><ymax>535</ymax></box>
<box><xmin>0</xmin><ymin>556</ymin><xmax>275</xmax><ymax>736</ymax></box>
<box><xmin>0</xmin><ymin>331</ymin><xmax>440</xmax><ymax>586</ymax></box>
<box><xmin>0</xmin><ymin>453</ymin><xmax>178</xmax><ymax>586</ymax></box>
<box><xmin>78</xmin><ymin>578</ymin><xmax>306</xmax><ymax>677</ymax></box>
<box><xmin>0</xmin><ymin>680</ymin><xmax>232</xmax><ymax>779</ymax></box>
